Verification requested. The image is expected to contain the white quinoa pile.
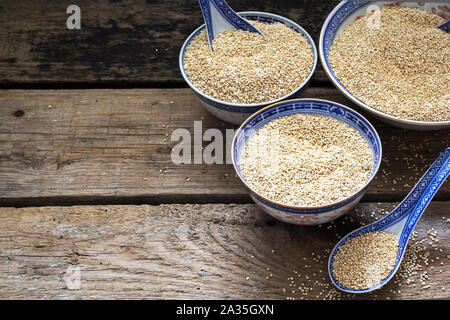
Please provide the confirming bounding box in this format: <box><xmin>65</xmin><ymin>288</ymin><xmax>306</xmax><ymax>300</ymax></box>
<box><xmin>329</xmin><ymin>7</ymin><xmax>449</xmax><ymax>122</ymax></box>
<box><xmin>240</xmin><ymin>114</ymin><xmax>373</xmax><ymax>207</ymax></box>
<box><xmin>332</xmin><ymin>231</ymin><xmax>399</xmax><ymax>290</ymax></box>
<box><xmin>184</xmin><ymin>20</ymin><xmax>314</xmax><ymax>104</ymax></box>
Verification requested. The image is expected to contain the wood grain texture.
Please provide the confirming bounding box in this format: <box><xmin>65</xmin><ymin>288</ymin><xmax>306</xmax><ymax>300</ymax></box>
<box><xmin>0</xmin><ymin>0</ymin><xmax>335</xmax><ymax>87</ymax></box>
<box><xmin>0</xmin><ymin>202</ymin><xmax>448</xmax><ymax>300</ymax></box>
<box><xmin>0</xmin><ymin>88</ymin><xmax>449</xmax><ymax>206</ymax></box>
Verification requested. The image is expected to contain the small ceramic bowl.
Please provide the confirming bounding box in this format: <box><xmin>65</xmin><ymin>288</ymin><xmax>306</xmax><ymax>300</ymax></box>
<box><xmin>179</xmin><ymin>11</ymin><xmax>317</xmax><ymax>125</ymax></box>
<box><xmin>231</xmin><ymin>99</ymin><xmax>382</xmax><ymax>226</ymax></box>
<box><xmin>319</xmin><ymin>1</ymin><xmax>450</xmax><ymax>130</ymax></box>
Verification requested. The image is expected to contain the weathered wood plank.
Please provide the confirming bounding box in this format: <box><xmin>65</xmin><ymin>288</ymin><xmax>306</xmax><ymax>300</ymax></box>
<box><xmin>0</xmin><ymin>88</ymin><xmax>449</xmax><ymax>206</ymax></box>
<box><xmin>0</xmin><ymin>202</ymin><xmax>448</xmax><ymax>299</ymax></box>
<box><xmin>0</xmin><ymin>0</ymin><xmax>335</xmax><ymax>87</ymax></box>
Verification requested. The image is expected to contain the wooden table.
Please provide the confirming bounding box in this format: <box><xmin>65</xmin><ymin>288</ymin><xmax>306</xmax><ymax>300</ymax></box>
<box><xmin>0</xmin><ymin>0</ymin><xmax>448</xmax><ymax>300</ymax></box>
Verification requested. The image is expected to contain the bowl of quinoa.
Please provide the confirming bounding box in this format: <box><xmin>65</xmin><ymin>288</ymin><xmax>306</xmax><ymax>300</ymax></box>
<box><xmin>319</xmin><ymin>2</ymin><xmax>450</xmax><ymax>130</ymax></box>
<box><xmin>231</xmin><ymin>98</ymin><xmax>382</xmax><ymax>225</ymax></box>
<box><xmin>180</xmin><ymin>11</ymin><xmax>317</xmax><ymax>124</ymax></box>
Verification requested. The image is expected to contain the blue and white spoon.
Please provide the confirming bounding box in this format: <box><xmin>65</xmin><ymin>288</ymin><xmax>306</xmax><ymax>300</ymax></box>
<box><xmin>437</xmin><ymin>20</ymin><xmax>449</xmax><ymax>32</ymax></box>
<box><xmin>328</xmin><ymin>147</ymin><xmax>450</xmax><ymax>294</ymax></box>
<box><xmin>198</xmin><ymin>0</ymin><xmax>265</xmax><ymax>51</ymax></box>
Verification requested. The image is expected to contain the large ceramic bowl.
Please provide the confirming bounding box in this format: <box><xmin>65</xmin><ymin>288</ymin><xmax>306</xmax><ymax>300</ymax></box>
<box><xmin>180</xmin><ymin>11</ymin><xmax>317</xmax><ymax>125</ymax></box>
<box><xmin>319</xmin><ymin>1</ymin><xmax>450</xmax><ymax>130</ymax></box>
<box><xmin>231</xmin><ymin>98</ymin><xmax>382</xmax><ymax>226</ymax></box>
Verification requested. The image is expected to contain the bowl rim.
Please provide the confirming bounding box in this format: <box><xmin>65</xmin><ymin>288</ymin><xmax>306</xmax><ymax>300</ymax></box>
<box><xmin>231</xmin><ymin>98</ymin><xmax>383</xmax><ymax>211</ymax></box>
<box><xmin>179</xmin><ymin>11</ymin><xmax>318</xmax><ymax>108</ymax></box>
<box><xmin>319</xmin><ymin>1</ymin><xmax>450</xmax><ymax>128</ymax></box>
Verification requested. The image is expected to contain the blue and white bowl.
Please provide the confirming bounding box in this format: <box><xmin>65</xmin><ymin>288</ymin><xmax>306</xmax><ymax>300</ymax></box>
<box><xmin>231</xmin><ymin>99</ymin><xmax>382</xmax><ymax>225</ymax></box>
<box><xmin>320</xmin><ymin>1</ymin><xmax>450</xmax><ymax>130</ymax></box>
<box><xmin>180</xmin><ymin>11</ymin><xmax>318</xmax><ymax>125</ymax></box>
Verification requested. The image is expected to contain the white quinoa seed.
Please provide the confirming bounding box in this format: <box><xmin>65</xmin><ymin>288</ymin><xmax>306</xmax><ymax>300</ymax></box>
<box><xmin>329</xmin><ymin>7</ymin><xmax>449</xmax><ymax>122</ymax></box>
<box><xmin>332</xmin><ymin>231</ymin><xmax>399</xmax><ymax>290</ymax></box>
<box><xmin>240</xmin><ymin>113</ymin><xmax>373</xmax><ymax>207</ymax></box>
<box><xmin>184</xmin><ymin>20</ymin><xmax>314</xmax><ymax>104</ymax></box>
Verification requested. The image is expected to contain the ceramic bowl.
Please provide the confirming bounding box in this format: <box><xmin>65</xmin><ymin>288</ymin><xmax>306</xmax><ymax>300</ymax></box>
<box><xmin>319</xmin><ymin>1</ymin><xmax>450</xmax><ymax>130</ymax></box>
<box><xmin>231</xmin><ymin>98</ymin><xmax>382</xmax><ymax>225</ymax></box>
<box><xmin>179</xmin><ymin>11</ymin><xmax>317</xmax><ymax>125</ymax></box>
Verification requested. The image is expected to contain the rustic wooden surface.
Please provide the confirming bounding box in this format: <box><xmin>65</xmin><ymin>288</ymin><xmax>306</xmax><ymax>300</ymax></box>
<box><xmin>0</xmin><ymin>0</ymin><xmax>448</xmax><ymax>301</ymax></box>
<box><xmin>0</xmin><ymin>202</ymin><xmax>448</xmax><ymax>300</ymax></box>
<box><xmin>0</xmin><ymin>0</ymin><xmax>335</xmax><ymax>87</ymax></box>
<box><xmin>0</xmin><ymin>88</ymin><xmax>449</xmax><ymax>206</ymax></box>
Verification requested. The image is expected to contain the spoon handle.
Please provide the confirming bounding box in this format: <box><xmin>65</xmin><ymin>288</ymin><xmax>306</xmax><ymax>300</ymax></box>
<box><xmin>437</xmin><ymin>20</ymin><xmax>449</xmax><ymax>32</ymax></box>
<box><xmin>208</xmin><ymin>0</ymin><xmax>264</xmax><ymax>33</ymax></box>
<box><xmin>397</xmin><ymin>148</ymin><xmax>450</xmax><ymax>243</ymax></box>
<box><xmin>198</xmin><ymin>0</ymin><xmax>265</xmax><ymax>51</ymax></box>
<box><xmin>198</xmin><ymin>0</ymin><xmax>216</xmax><ymax>49</ymax></box>
<box><xmin>380</xmin><ymin>148</ymin><xmax>449</xmax><ymax>240</ymax></box>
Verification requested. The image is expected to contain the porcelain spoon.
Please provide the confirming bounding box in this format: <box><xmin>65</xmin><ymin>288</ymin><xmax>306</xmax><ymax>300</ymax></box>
<box><xmin>198</xmin><ymin>0</ymin><xmax>265</xmax><ymax>51</ymax></box>
<box><xmin>328</xmin><ymin>147</ymin><xmax>450</xmax><ymax>293</ymax></box>
<box><xmin>437</xmin><ymin>20</ymin><xmax>449</xmax><ymax>32</ymax></box>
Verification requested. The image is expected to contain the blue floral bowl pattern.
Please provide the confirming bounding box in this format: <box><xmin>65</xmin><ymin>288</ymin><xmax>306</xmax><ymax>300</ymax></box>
<box><xmin>180</xmin><ymin>11</ymin><xmax>317</xmax><ymax>125</ymax></box>
<box><xmin>319</xmin><ymin>1</ymin><xmax>450</xmax><ymax>130</ymax></box>
<box><xmin>231</xmin><ymin>99</ymin><xmax>382</xmax><ymax>225</ymax></box>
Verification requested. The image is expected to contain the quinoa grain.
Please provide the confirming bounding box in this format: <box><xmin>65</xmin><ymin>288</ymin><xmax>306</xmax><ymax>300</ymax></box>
<box><xmin>329</xmin><ymin>7</ymin><xmax>449</xmax><ymax>122</ymax></box>
<box><xmin>332</xmin><ymin>231</ymin><xmax>399</xmax><ymax>290</ymax></box>
<box><xmin>240</xmin><ymin>114</ymin><xmax>373</xmax><ymax>207</ymax></box>
<box><xmin>184</xmin><ymin>20</ymin><xmax>313</xmax><ymax>104</ymax></box>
